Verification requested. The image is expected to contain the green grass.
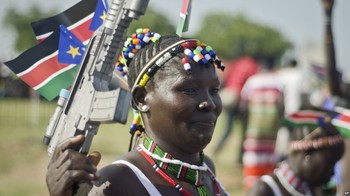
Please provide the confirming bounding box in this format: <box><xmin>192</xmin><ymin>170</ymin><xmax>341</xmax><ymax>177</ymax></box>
<box><xmin>0</xmin><ymin>98</ymin><xmax>245</xmax><ymax>195</ymax></box>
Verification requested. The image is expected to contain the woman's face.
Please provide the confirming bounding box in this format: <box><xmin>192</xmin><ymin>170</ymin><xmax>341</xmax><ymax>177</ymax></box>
<box><xmin>144</xmin><ymin>58</ymin><xmax>222</xmax><ymax>154</ymax></box>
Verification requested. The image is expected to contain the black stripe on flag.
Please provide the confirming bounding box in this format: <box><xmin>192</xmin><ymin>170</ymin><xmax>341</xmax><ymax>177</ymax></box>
<box><xmin>5</xmin><ymin>30</ymin><xmax>60</xmax><ymax>74</ymax></box>
<box><xmin>30</xmin><ymin>0</ymin><xmax>98</xmax><ymax>37</ymax></box>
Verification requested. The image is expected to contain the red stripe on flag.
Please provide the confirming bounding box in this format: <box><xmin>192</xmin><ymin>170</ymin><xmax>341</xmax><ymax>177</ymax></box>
<box><xmin>339</xmin><ymin>114</ymin><xmax>350</xmax><ymax>122</ymax></box>
<box><xmin>180</xmin><ymin>0</ymin><xmax>190</xmax><ymax>14</ymax></box>
<box><xmin>289</xmin><ymin>111</ymin><xmax>324</xmax><ymax>119</ymax></box>
<box><xmin>19</xmin><ymin>55</ymin><xmax>70</xmax><ymax>88</ymax></box>
<box><xmin>37</xmin><ymin>17</ymin><xmax>93</xmax><ymax>43</ymax></box>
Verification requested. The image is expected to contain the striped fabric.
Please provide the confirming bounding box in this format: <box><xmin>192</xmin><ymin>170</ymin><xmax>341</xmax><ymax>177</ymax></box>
<box><xmin>241</xmin><ymin>72</ymin><xmax>284</xmax><ymax>189</ymax></box>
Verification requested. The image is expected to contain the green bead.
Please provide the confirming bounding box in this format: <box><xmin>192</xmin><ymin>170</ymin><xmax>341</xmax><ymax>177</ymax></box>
<box><xmin>136</xmin><ymin>28</ymin><xmax>143</xmax><ymax>34</ymax></box>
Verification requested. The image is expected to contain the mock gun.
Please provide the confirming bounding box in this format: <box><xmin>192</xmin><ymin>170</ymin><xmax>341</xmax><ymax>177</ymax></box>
<box><xmin>43</xmin><ymin>0</ymin><xmax>150</xmax><ymax>158</ymax></box>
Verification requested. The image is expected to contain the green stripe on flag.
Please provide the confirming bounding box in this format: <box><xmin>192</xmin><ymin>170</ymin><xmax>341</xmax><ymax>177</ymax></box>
<box><xmin>176</xmin><ymin>16</ymin><xmax>186</xmax><ymax>36</ymax></box>
<box><xmin>332</xmin><ymin>119</ymin><xmax>350</xmax><ymax>139</ymax></box>
<box><xmin>36</xmin><ymin>65</ymin><xmax>78</xmax><ymax>101</ymax></box>
<box><xmin>282</xmin><ymin>118</ymin><xmax>319</xmax><ymax>129</ymax></box>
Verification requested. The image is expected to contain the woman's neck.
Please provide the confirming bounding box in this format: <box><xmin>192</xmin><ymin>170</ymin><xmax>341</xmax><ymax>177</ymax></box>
<box><xmin>144</xmin><ymin>132</ymin><xmax>201</xmax><ymax>164</ymax></box>
<box><xmin>275</xmin><ymin>162</ymin><xmax>312</xmax><ymax>196</ymax></box>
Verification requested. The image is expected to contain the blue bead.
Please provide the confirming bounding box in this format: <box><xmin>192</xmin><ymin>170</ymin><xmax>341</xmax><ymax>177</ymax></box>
<box><xmin>200</xmin><ymin>58</ymin><xmax>208</xmax><ymax>65</ymax></box>
<box><xmin>129</xmin><ymin>44</ymin><xmax>135</xmax><ymax>49</ymax></box>
<box><xmin>139</xmin><ymin>39</ymin><xmax>146</xmax><ymax>47</ymax></box>
<box><xmin>208</xmin><ymin>50</ymin><xmax>215</xmax><ymax>57</ymax></box>
<box><xmin>137</xmin><ymin>34</ymin><xmax>144</xmax><ymax>39</ymax></box>
<box><xmin>201</xmin><ymin>50</ymin><xmax>208</xmax><ymax>55</ymax></box>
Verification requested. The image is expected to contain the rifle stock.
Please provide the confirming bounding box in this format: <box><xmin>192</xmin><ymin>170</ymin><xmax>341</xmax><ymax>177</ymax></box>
<box><xmin>43</xmin><ymin>0</ymin><xmax>150</xmax><ymax>158</ymax></box>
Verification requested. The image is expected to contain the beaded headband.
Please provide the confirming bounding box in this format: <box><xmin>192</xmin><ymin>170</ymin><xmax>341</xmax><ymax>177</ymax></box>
<box><xmin>131</xmin><ymin>39</ymin><xmax>225</xmax><ymax>90</ymax></box>
<box><xmin>289</xmin><ymin>133</ymin><xmax>343</xmax><ymax>151</ymax></box>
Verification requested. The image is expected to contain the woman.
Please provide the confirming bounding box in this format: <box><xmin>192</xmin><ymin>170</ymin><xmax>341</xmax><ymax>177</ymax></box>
<box><xmin>248</xmin><ymin>111</ymin><xmax>345</xmax><ymax>196</ymax></box>
<box><xmin>46</xmin><ymin>28</ymin><xmax>228</xmax><ymax>195</ymax></box>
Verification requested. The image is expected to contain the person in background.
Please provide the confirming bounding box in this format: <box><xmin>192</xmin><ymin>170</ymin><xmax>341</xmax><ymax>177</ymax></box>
<box><xmin>240</xmin><ymin>56</ymin><xmax>284</xmax><ymax>189</ymax></box>
<box><xmin>214</xmin><ymin>56</ymin><xmax>259</xmax><ymax>162</ymax></box>
<box><xmin>248</xmin><ymin>111</ymin><xmax>345</xmax><ymax>196</ymax></box>
<box><xmin>45</xmin><ymin>28</ymin><xmax>230</xmax><ymax>195</ymax></box>
<box><xmin>275</xmin><ymin>58</ymin><xmax>306</xmax><ymax>161</ymax></box>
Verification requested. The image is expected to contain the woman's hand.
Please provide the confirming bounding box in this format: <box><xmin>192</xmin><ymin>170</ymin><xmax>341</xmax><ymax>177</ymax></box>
<box><xmin>45</xmin><ymin>135</ymin><xmax>101</xmax><ymax>196</ymax></box>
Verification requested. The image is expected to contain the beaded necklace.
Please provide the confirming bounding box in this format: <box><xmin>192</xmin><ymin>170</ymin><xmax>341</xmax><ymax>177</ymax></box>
<box><xmin>275</xmin><ymin>162</ymin><xmax>312</xmax><ymax>196</ymax></box>
<box><xmin>138</xmin><ymin>135</ymin><xmax>222</xmax><ymax>196</ymax></box>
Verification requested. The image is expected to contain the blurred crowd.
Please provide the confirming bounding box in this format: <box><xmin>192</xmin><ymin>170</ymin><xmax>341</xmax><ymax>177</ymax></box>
<box><xmin>216</xmin><ymin>55</ymin><xmax>350</xmax><ymax>195</ymax></box>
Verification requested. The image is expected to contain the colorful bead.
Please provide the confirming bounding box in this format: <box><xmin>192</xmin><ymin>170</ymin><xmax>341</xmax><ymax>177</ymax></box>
<box><xmin>290</xmin><ymin>134</ymin><xmax>343</xmax><ymax>151</ymax></box>
<box><xmin>139</xmin><ymin>74</ymin><xmax>150</xmax><ymax>87</ymax></box>
<box><xmin>115</xmin><ymin>28</ymin><xmax>162</xmax><ymax>80</ymax></box>
<box><xmin>182</xmin><ymin>58</ymin><xmax>191</xmax><ymax>71</ymax></box>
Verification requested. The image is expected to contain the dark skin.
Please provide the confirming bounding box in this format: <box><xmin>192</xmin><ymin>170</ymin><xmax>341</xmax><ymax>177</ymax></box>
<box><xmin>249</xmin><ymin>146</ymin><xmax>343</xmax><ymax>196</ymax></box>
<box><xmin>248</xmin><ymin>125</ymin><xmax>345</xmax><ymax>196</ymax></box>
<box><xmin>46</xmin><ymin>135</ymin><xmax>101</xmax><ymax>196</ymax></box>
<box><xmin>46</xmin><ymin>57</ymin><xmax>226</xmax><ymax>195</ymax></box>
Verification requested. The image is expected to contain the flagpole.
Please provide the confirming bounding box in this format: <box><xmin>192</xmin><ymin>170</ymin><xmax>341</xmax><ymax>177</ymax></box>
<box><xmin>176</xmin><ymin>0</ymin><xmax>192</xmax><ymax>37</ymax></box>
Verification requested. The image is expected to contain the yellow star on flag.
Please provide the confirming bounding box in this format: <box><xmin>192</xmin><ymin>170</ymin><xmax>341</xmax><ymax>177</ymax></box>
<box><xmin>66</xmin><ymin>45</ymin><xmax>81</xmax><ymax>59</ymax></box>
<box><xmin>100</xmin><ymin>11</ymin><xmax>107</xmax><ymax>21</ymax></box>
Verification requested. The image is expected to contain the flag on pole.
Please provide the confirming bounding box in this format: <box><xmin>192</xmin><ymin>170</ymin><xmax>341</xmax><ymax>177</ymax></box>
<box><xmin>332</xmin><ymin>108</ymin><xmax>350</xmax><ymax>139</ymax></box>
<box><xmin>4</xmin><ymin>30</ymin><xmax>79</xmax><ymax>101</ymax></box>
<box><xmin>58</xmin><ymin>25</ymin><xmax>86</xmax><ymax>65</ymax></box>
<box><xmin>283</xmin><ymin>110</ymin><xmax>327</xmax><ymax>128</ymax></box>
<box><xmin>176</xmin><ymin>0</ymin><xmax>192</xmax><ymax>36</ymax></box>
<box><xmin>31</xmin><ymin>0</ymin><xmax>98</xmax><ymax>43</ymax></box>
<box><xmin>89</xmin><ymin>0</ymin><xmax>109</xmax><ymax>31</ymax></box>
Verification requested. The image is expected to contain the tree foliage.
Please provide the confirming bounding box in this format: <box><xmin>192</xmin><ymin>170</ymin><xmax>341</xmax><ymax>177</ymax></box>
<box><xmin>128</xmin><ymin>8</ymin><xmax>175</xmax><ymax>36</ymax></box>
<box><xmin>194</xmin><ymin>14</ymin><xmax>292</xmax><ymax>61</ymax></box>
<box><xmin>3</xmin><ymin>6</ymin><xmax>57</xmax><ymax>53</ymax></box>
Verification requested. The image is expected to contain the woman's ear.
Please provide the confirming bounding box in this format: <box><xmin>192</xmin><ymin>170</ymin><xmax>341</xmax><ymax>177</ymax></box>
<box><xmin>131</xmin><ymin>85</ymin><xmax>147</xmax><ymax>111</ymax></box>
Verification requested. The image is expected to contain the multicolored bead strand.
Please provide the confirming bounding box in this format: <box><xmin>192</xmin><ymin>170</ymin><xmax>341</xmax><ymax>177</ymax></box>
<box><xmin>290</xmin><ymin>134</ymin><xmax>343</xmax><ymax>151</ymax></box>
<box><xmin>129</xmin><ymin>108</ymin><xmax>144</xmax><ymax>135</ymax></box>
<box><xmin>115</xmin><ymin>28</ymin><xmax>161</xmax><ymax>78</ymax></box>
<box><xmin>136</xmin><ymin>40</ymin><xmax>225</xmax><ymax>88</ymax></box>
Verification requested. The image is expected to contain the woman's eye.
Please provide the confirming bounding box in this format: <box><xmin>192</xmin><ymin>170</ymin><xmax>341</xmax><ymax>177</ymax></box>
<box><xmin>182</xmin><ymin>88</ymin><xmax>197</xmax><ymax>95</ymax></box>
<box><xmin>211</xmin><ymin>88</ymin><xmax>220</xmax><ymax>95</ymax></box>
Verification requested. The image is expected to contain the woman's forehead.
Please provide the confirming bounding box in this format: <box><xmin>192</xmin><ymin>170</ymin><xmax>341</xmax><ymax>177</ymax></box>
<box><xmin>158</xmin><ymin>60</ymin><xmax>219</xmax><ymax>82</ymax></box>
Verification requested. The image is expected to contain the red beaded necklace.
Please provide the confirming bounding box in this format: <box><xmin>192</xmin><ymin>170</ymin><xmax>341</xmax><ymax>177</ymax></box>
<box><xmin>137</xmin><ymin>139</ymin><xmax>222</xmax><ymax>196</ymax></box>
<box><xmin>138</xmin><ymin>146</ymin><xmax>192</xmax><ymax>196</ymax></box>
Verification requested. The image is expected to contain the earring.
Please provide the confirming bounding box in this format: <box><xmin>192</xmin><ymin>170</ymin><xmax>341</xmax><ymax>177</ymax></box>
<box><xmin>305</xmin><ymin>154</ymin><xmax>311</xmax><ymax>162</ymax></box>
<box><xmin>141</xmin><ymin>105</ymin><xmax>149</xmax><ymax>112</ymax></box>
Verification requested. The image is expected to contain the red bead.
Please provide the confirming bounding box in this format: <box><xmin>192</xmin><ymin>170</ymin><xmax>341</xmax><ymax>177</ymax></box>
<box><xmin>182</xmin><ymin>58</ymin><xmax>189</xmax><ymax>64</ymax></box>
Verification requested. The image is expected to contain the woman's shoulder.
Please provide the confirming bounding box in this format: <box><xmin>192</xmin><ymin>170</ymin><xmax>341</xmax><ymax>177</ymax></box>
<box><xmin>91</xmin><ymin>151</ymin><xmax>156</xmax><ymax>195</ymax></box>
<box><xmin>247</xmin><ymin>175</ymin><xmax>280</xmax><ymax>196</ymax></box>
